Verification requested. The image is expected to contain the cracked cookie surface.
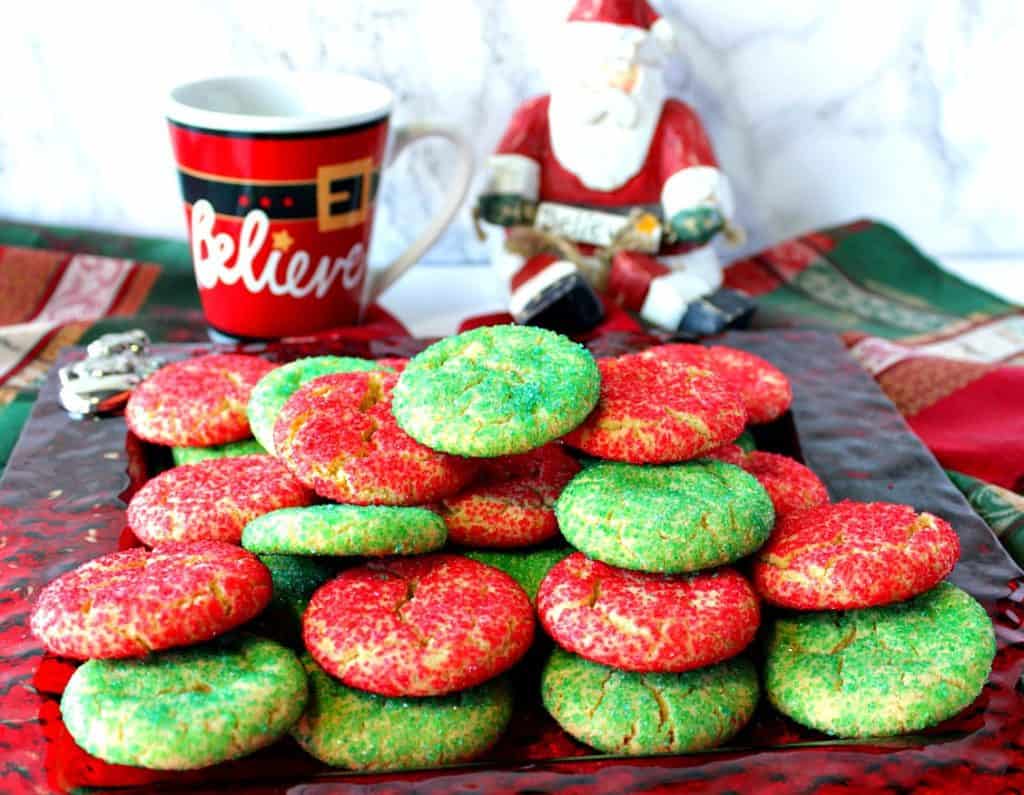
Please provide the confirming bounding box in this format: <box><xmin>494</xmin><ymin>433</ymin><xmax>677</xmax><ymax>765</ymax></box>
<box><xmin>392</xmin><ymin>325</ymin><xmax>600</xmax><ymax>457</ymax></box>
<box><xmin>274</xmin><ymin>371</ymin><xmax>476</xmax><ymax>505</ymax></box>
<box><xmin>637</xmin><ymin>343</ymin><xmax>792</xmax><ymax>425</ymax></box>
<box><xmin>441</xmin><ymin>444</ymin><xmax>580</xmax><ymax>547</ymax></box>
<box><xmin>563</xmin><ymin>356</ymin><xmax>747</xmax><ymax>464</ymax></box>
<box><xmin>126</xmin><ymin>353</ymin><xmax>276</xmax><ymax>446</ymax></box>
<box><xmin>537</xmin><ymin>553</ymin><xmax>759</xmax><ymax>672</ymax></box>
<box><xmin>243</xmin><ymin>504</ymin><xmax>447</xmax><ymax>557</ymax></box>
<box><xmin>542</xmin><ymin>648</ymin><xmax>759</xmax><ymax>755</ymax></box>
<box><xmin>248</xmin><ymin>355</ymin><xmax>389</xmax><ymax>455</ymax></box>
<box><xmin>764</xmin><ymin>582</ymin><xmax>995</xmax><ymax>737</ymax></box>
<box><xmin>705</xmin><ymin>447</ymin><xmax>829</xmax><ymax>518</ymax></box>
<box><xmin>31</xmin><ymin>541</ymin><xmax>272</xmax><ymax>659</ymax></box>
<box><xmin>753</xmin><ymin>500</ymin><xmax>960</xmax><ymax>609</ymax></box>
<box><xmin>303</xmin><ymin>554</ymin><xmax>535</xmax><ymax>696</ymax></box>
<box><xmin>127</xmin><ymin>454</ymin><xmax>313</xmax><ymax>545</ymax></box>
<box><xmin>292</xmin><ymin>656</ymin><xmax>513</xmax><ymax>770</ymax></box>
<box><xmin>60</xmin><ymin>633</ymin><xmax>307</xmax><ymax>769</ymax></box>
<box><xmin>556</xmin><ymin>460</ymin><xmax>775</xmax><ymax>573</ymax></box>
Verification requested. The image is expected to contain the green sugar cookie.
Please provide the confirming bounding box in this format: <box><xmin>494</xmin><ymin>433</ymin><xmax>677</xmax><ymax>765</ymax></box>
<box><xmin>542</xmin><ymin>648</ymin><xmax>759</xmax><ymax>755</ymax></box>
<box><xmin>253</xmin><ymin>554</ymin><xmax>338</xmax><ymax>645</ymax></box>
<box><xmin>242</xmin><ymin>504</ymin><xmax>447</xmax><ymax>557</ymax></box>
<box><xmin>292</xmin><ymin>656</ymin><xmax>513</xmax><ymax>771</ymax></box>
<box><xmin>392</xmin><ymin>325</ymin><xmax>600</xmax><ymax>457</ymax></box>
<box><xmin>735</xmin><ymin>429</ymin><xmax>756</xmax><ymax>453</ymax></box>
<box><xmin>555</xmin><ymin>460</ymin><xmax>775</xmax><ymax>573</ymax></box>
<box><xmin>248</xmin><ymin>356</ymin><xmax>387</xmax><ymax>454</ymax></box>
<box><xmin>60</xmin><ymin>634</ymin><xmax>307</xmax><ymax>770</ymax></box>
<box><xmin>765</xmin><ymin>582</ymin><xmax>996</xmax><ymax>738</ymax></box>
<box><xmin>464</xmin><ymin>548</ymin><xmax>573</xmax><ymax>603</ymax></box>
<box><xmin>171</xmin><ymin>438</ymin><xmax>267</xmax><ymax>466</ymax></box>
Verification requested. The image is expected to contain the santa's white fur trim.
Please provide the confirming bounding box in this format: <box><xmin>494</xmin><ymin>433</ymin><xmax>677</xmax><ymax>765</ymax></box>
<box><xmin>651</xmin><ymin>17</ymin><xmax>676</xmax><ymax>50</ymax></box>
<box><xmin>660</xmin><ymin>245</ymin><xmax>723</xmax><ymax>287</ymax></box>
<box><xmin>640</xmin><ymin>267</ymin><xmax>717</xmax><ymax>330</ymax></box>
<box><xmin>509</xmin><ymin>260</ymin><xmax>578</xmax><ymax>317</ymax></box>
<box><xmin>484</xmin><ymin>154</ymin><xmax>541</xmax><ymax>200</ymax></box>
<box><xmin>661</xmin><ymin>166</ymin><xmax>735</xmax><ymax>219</ymax></box>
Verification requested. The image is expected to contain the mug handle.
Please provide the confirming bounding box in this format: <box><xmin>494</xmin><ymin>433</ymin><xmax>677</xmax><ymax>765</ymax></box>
<box><xmin>364</xmin><ymin>123</ymin><xmax>475</xmax><ymax>303</ymax></box>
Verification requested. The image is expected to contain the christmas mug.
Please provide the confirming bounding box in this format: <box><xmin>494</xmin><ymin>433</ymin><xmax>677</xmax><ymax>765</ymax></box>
<box><xmin>167</xmin><ymin>73</ymin><xmax>473</xmax><ymax>338</ymax></box>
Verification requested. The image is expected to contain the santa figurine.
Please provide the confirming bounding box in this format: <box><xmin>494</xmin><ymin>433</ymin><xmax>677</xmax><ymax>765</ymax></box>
<box><xmin>475</xmin><ymin>0</ymin><xmax>754</xmax><ymax>336</ymax></box>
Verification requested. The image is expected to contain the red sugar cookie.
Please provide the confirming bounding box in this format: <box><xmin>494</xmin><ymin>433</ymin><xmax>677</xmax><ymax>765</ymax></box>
<box><xmin>753</xmin><ymin>500</ymin><xmax>961</xmax><ymax>610</ymax></box>
<box><xmin>376</xmin><ymin>357</ymin><xmax>409</xmax><ymax>372</ymax></box>
<box><xmin>30</xmin><ymin>541</ymin><xmax>271</xmax><ymax>659</ymax></box>
<box><xmin>303</xmin><ymin>554</ymin><xmax>535</xmax><ymax>696</ymax></box>
<box><xmin>705</xmin><ymin>447</ymin><xmax>829</xmax><ymax>519</ymax></box>
<box><xmin>127</xmin><ymin>455</ymin><xmax>313</xmax><ymax>545</ymax></box>
<box><xmin>440</xmin><ymin>444</ymin><xmax>580</xmax><ymax>547</ymax></box>
<box><xmin>562</xmin><ymin>356</ymin><xmax>746</xmax><ymax>464</ymax></box>
<box><xmin>640</xmin><ymin>344</ymin><xmax>792</xmax><ymax>424</ymax></box>
<box><xmin>274</xmin><ymin>371</ymin><xmax>476</xmax><ymax>505</ymax></box>
<box><xmin>125</xmin><ymin>354</ymin><xmax>276</xmax><ymax>446</ymax></box>
<box><xmin>537</xmin><ymin>553</ymin><xmax>760</xmax><ymax>672</ymax></box>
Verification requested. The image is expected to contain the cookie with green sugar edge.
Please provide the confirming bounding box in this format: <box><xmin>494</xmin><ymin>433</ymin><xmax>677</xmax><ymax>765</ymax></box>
<box><xmin>292</xmin><ymin>655</ymin><xmax>513</xmax><ymax>771</ymax></box>
<box><xmin>242</xmin><ymin>504</ymin><xmax>447</xmax><ymax>557</ymax></box>
<box><xmin>60</xmin><ymin>634</ymin><xmax>307</xmax><ymax>770</ymax></box>
<box><xmin>171</xmin><ymin>438</ymin><xmax>267</xmax><ymax>466</ymax></box>
<box><xmin>765</xmin><ymin>581</ymin><xmax>995</xmax><ymax>738</ymax></box>
<box><xmin>555</xmin><ymin>460</ymin><xmax>774</xmax><ymax>573</ymax></box>
<box><xmin>253</xmin><ymin>554</ymin><xmax>337</xmax><ymax>645</ymax></box>
<box><xmin>542</xmin><ymin>648</ymin><xmax>759</xmax><ymax>755</ymax></box>
<box><xmin>464</xmin><ymin>548</ymin><xmax>573</xmax><ymax>603</ymax></box>
<box><xmin>248</xmin><ymin>356</ymin><xmax>388</xmax><ymax>454</ymax></box>
<box><xmin>392</xmin><ymin>325</ymin><xmax>600</xmax><ymax>457</ymax></box>
<box><xmin>735</xmin><ymin>429</ymin><xmax>756</xmax><ymax>453</ymax></box>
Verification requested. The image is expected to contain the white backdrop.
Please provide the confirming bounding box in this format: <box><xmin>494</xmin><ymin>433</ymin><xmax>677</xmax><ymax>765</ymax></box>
<box><xmin>2</xmin><ymin>0</ymin><xmax>1022</xmax><ymax>266</ymax></box>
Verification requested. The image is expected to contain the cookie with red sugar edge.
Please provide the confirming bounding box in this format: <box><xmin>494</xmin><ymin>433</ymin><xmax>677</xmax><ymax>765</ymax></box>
<box><xmin>303</xmin><ymin>554</ymin><xmax>535</xmax><ymax>696</ymax></box>
<box><xmin>562</xmin><ymin>356</ymin><xmax>746</xmax><ymax>464</ymax></box>
<box><xmin>126</xmin><ymin>353</ymin><xmax>276</xmax><ymax>446</ymax></box>
<box><xmin>440</xmin><ymin>444</ymin><xmax>580</xmax><ymax>547</ymax></box>
<box><xmin>127</xmin><ymin>455</ymin><xmax>313</xmax><ymax>545</ymax></box>
<box><xmin>639</xmin><ymin>344</ymin><xmax>792</xmax><ymax>424</ymax></box>
<box><xmin>537</xmin><ymin>553</ymin><xmax>759</xmax><ymax>673</ymax></box>
<box><xmin>753</xmin><ymin>500</ymin><xmax>961</xmax><ymax>610</ymax></box>
<box><xmin>274</xmin><ymin>371</ymin><xmax>476</xmax><ymax>505</ymax></box>
<box><xmin>705</xmin><ymin>446</ymin><xmax>828</xmax><ymax>518</ymax></box>
<box><xmin>30</xmin><ymin>541</ymin><xmax>271</xmax><ymax>659</ymax></box>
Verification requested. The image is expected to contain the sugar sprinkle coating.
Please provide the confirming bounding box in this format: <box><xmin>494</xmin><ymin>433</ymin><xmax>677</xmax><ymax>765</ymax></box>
<box><xmin>243</xmin><ymin>504</ymin><xmax>447</xmax><ymax>557</ymax></box>
<box><xmin>638</xmin><ymin>343</ymin><xmax>792</xmax><ymax>424</ymax></box>
<box><xmin>254</xmin><ymin>554</ymin><xmax>337</xmax><ymax>644</ymax></box>
<box><xmin>765</xmin><ymin>582</ymin><xmax>995</xmax><ymax>738</ymax></box>
<box><xmin>248</xmin><ymin>356</ymin><xmax>387</xmax><ymax>455</ymax></box>
<box><xmin>304</xmin><ymin>554</ymin><xmax>535</xmax><ymax>696</ymax></box>
<box><xmin>562</xmin><ymin>356</ymin><xmax>747</xmax><ymax>464</ymax></box>
<box><xmin>292</xmin><ymin>656</ymin><xmax>513</xmax><ymax>771</ymax></box>
<box><xmin>127</xmin><ymin>455</ymin><xmax>313</xmax><ymax>545</ymax></box>
<box><xmin>31</xmin><ymin>541</ymin><xmax>271</xmax><ymax>659</ymax></box>
<box><xmin>754</xmin><ymin>500</ymin><xmax>960</xmax><ymax>609</ymax></box>
<box><xmin>538</xmin><ymin>553</ymin><xmax>759</xmax><ymax>672</ymax></box>
<box><xmin>464</xmin><ymin>547</ymin><xmax>573</xmax><ymax>604</ymax></box>
<box><xmin>392</xmin><ymin>325</ymin><xmax>601</xmax><ymax>457</ymax></box>
<box><xmin>542</xmin><ymin>648</ymin><xmax>759</xmax><ymax>755</ymax></box>
<box><xmin>126</xmin><ymin>353</ymin><xmax>276</xmax><ymax>446</ymax></box>
<box><xmin>61</xmin><ymin>634</ymin><xmax>307</xmax><ymax>769</ymax></box>
<box><xmin>274</xmin><ymin>371</ymin><xmax>476</xmax><ymax>505</ymax></box>
<box><xmin>556</xmin><ymin>460</ymin><xmax>775</xmax><ymax>573</ymax></box>
<box><xmin>704</xmin><ymin>447</ymin><xmax>829</xmax><ymax>518</ymax></box>
<box><xmin>440</xmin><ymin>444</ymin><xmax>580</xmax><ymax>547</ymax></box>
<box><xmin>171</xmin><ymin>438</ymin><xmax>266</xmax><ymax>466</ymax></box>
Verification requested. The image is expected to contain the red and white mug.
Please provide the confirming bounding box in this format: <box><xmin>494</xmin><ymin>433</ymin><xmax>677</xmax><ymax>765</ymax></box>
<box><xmin>167</xmin><ymin>73</ymin><xmax>473</xmax><ymax>338</ymax></box>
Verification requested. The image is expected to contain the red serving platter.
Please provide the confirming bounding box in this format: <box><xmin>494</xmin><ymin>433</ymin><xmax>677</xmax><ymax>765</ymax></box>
<box><xmin>2</xmin><ymin>329</ymin><xmax>1024</xmax><ymax>794</ymax></box>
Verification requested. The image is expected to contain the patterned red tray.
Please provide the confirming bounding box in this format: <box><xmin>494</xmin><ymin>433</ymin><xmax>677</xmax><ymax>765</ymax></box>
<box><xmin>2</xmin><ymin>330</ymin><xmax>1024</xmax><ymax>794</ymax></box>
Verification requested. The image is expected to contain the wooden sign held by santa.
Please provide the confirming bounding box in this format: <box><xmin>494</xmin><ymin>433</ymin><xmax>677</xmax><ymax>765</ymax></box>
<box><xmin>475</xmin><ymin>0</ymin><xmax>753</xmax><ymax>336</ymax></box>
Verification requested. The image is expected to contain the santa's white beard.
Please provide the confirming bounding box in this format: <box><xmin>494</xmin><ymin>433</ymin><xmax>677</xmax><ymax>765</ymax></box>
<box><xmin>549</xmin><ymin>66</ymin><xmax>668</xmax><ymax>193</ymax></box>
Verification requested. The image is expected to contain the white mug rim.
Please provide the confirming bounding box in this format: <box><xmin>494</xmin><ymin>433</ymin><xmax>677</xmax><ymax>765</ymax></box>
<box><xmin>166</xmin><ymin>72</ymin><xmax>394</xmax><ymax>134</ymax></box>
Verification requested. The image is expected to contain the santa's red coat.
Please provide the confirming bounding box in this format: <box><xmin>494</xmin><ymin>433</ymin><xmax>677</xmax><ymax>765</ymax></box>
<box><xmin>496</xmin><ymin>95</ymin><xmax>719</xmax><ymax>210</ymax></box>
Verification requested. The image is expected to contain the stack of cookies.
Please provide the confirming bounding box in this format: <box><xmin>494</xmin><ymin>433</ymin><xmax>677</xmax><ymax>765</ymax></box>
<box><xmin>29</xmin><ymin>326</ymin><xmax>998</xmax><ymax>774</ymax></box>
